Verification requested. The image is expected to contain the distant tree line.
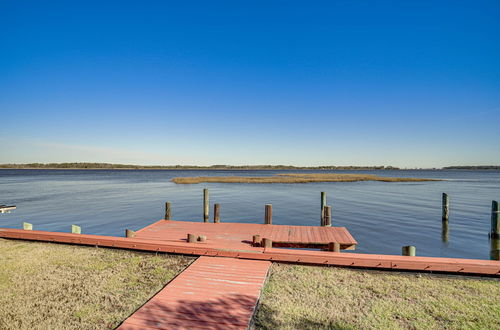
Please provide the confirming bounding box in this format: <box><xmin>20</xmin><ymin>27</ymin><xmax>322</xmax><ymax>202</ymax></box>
<box><xmin>0</xmin><ymin>163</ymin><xmax>402</xmax><ymax>170</ymax></box>
<box><xmin>442</xmin><ymin>166</ymin><xmax>500</xmax><ymax>170</ymax></box>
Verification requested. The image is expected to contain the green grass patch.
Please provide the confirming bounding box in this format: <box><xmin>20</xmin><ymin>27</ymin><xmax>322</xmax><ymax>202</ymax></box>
<box><xmin>0</xmin><ymin>238</ymin><xmax>194</xmax><ymax>329</ymax></box>
<box><xmin>255</xmin><ymin>263</ymin><xmax>500</xmax><ymax>329</ymax></box>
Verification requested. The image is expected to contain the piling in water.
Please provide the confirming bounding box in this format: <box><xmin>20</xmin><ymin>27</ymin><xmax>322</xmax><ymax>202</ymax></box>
<box><xmin>125</xmin><ymin>229</ymin><xmax>135</xmax><ymax>238</ymax></box>
<box><xmin>402</xmin><ymin>245</ymin><xmax>416</xmax><ymax>256</ymax></box>
<box><xmin>442</xmin><ymin>193</ymin><xmax>449</xmax><ymax>222</ymax></box>
<box><xmin>323</xmin><ymin>206</ymin><xmax>332</xmax><ymax>227</ymax></box>
<box><xmin>71</xmin><ymin>225</ymin><xmax>81</xmax><ymax>234</ymax></box>
<box><xmin>203</xmin><ymin>189</ymin><xmax>209</xmax><ymax>222</ymax></box>
<box><xmin>265</xmin><ymin>204</ymin><xmax>272</xmax><ymax>224</ymax></box>
<box><xmin>441</xmin><ymin>221</ymin><xmax>449</xmax><ymax>243</ymax></box>
<box><xmin>491</xmin><ymin>200</ymin><xmax>499</xmax><ymax>239</ymax></box>
<box><xmin>214</xmin><ymin>203</ymin><xmax>220</xmax><ymax>223</ymax></box>
<box><xmin>165</xmin><ymin>201</ymin><xmax>171</xmax><ymax>220</ymax></box>
<box><xmin>490</xmin><ymin>237</ymin><xmax>500</xmax><ymax>261</ymax></box>
<box><xmin>321</xmin><ymin>192</ymin><xmax>326</xmax><ymax>226</ymax></box>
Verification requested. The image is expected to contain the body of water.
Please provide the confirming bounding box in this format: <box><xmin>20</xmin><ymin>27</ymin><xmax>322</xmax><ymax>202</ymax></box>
<box><xmin>0</xmin><ymin>169</ymin><xmax>498</xmax><ymax>260</ymax></box>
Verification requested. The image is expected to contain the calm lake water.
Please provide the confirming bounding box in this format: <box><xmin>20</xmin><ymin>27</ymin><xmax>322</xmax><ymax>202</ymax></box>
<box><xmin>1</xmin><ymin>169</ymin><xmax>499</xmax><ymax>260</ymax></box>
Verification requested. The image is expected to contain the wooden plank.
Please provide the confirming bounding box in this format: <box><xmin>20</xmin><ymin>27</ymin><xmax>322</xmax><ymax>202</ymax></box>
<box><xmin>117</xmin><ymin>257</ymin><xmax>270</xmax><ymax>330</ymax></box>
<box><xmin>0</xmin><ymin>226</ymin><xmax>498</xmax><ymax>276</ymax></box>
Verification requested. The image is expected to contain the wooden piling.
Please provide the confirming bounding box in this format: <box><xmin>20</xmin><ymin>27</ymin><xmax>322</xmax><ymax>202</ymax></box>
<box><xmin>490</xmin><ymin>237</ymin><xmax>500</xmax><ymax>261</ymax></box>
<box><xmin>328</xmin><ymin>242</ymin><xmax>340</xmax><ymax>252</ymax></box>
<box><xmin>402</xmin><ymin>245</ymin><xmax>416</xmax><ymax>256</ymax></box>
<box><xmin>187</xmin><ymin>233</ymin><xmax>196</xmax><ymax>243</ymax></box>
<box><xmin>23</xmin><ymin>222</ymin><xmax>32</xmax><ymax>231</ymax></box>
<box><xmin>321</xmin><ymin>192</ymin><xmax>326</xmax><ymax>226</ymax></box>
<box><xmin>71</xmin><ymin>225</ymin><xmax>81</xmax><ymax>234</ymax></box>
<box><xmin>198</xmin><ymin>235</ymin><xmax>207</xmax><ymax>243</ymax></box>
<box><xmin>203</xmin><ymin>189</ymin><xmax>209</xmax><ymax>222</ymax></box>
<box><xmin>125</xmin><ymin>229</ymin><xmax>136</xmax><ymax>238</ymax></box>
<box><xmin>165</xmin><ymin>202</ymin><xmax>171</xmax><ymax>220</ymax></box>
<box><xmin>323</xmin><ymin>206</ymin><xmax>332</xmax><ymax>227</ymax></box>
<box><xmin>262</xmin><ymin>238</ymin><xmax>272</xmax><ymax>248</ymax></box>
<box><xmin>441</xmin><ymin>220</ymin><xmax>449</xmax><ymax>243</ymax></box>
<box><xmin>252</xmin><ymin>234</ymin><xmax>261</xmax><ymax>247</ymax></box>
<box><xmin>265</xmin><ymin>204</ymin><xmax>272</xmax><ymax>224</ymax></box>
<box><xmin>442</xmin><ymin>193</ymin><xmax>449</xmax><ymax>222</ymax></box>
<box><xmin>491</xmin><ymin>200</ymin><xmax>499</xmax><ymax>239</ymax></box>
<box><xmin>214</xmin><ymin>203</ymin><xmax>220</xmax><ymax>223</ymax></box>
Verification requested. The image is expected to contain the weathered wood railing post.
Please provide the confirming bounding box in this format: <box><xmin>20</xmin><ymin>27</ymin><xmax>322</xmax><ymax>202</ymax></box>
<box><xmin>71</xmin><ymin>225</ymin><xmax>81</xmax><ymax>234</ymax></box>
<box><xmin>125</xmin><ymin>229</ymin><xmax>135</xmax><ymax>238</ymax></box>
<box><xmin>321</xmin><ymin>192</ymin><xmax>326</xmax><ymax>226</ymax></box>
<box><xmin>491</xmin><ymin>200</ymin><xmax>499</xmax><ymax>239</ymax></box>
<box><xmin>23</xmin><ymin>222</ymin><xmax>32</xmax><ymax>230</ymax></box>
<box><xmin>265</xmin><ymin>204</ymin><xmax>272</xmax><ymax>224</ymax></box>
<box><xmin>214</xmin><ymin>203</ymin><xmax>220</xmax><ymax>223</ymax></box>
<box><xmin>402</xmin><ymin>245</ymin><xmax>416</xmax><ymax>256</ymax></box>
<box><xmin>442</xmin><ymin>193</ymin><xmax>449</xmax><ymax>222</ymax></box>
<box><xmin>165</xmin><ymin>201</ymin><xmax>171</xmax><ymax>220</ymax></box>
<box><xmin>203</xmin><ymin>189</ymin><xmax>209</xmax><ymax>222</ymax></box>
<box><xmin>441</xmin><ymin>221</ymin><xmax>449</xmax><ymax>243</ymax></box>
<box><xmin>323</xmin><ymin>206</ymin><xmax>332</xmax><ymax>227</ymax></box>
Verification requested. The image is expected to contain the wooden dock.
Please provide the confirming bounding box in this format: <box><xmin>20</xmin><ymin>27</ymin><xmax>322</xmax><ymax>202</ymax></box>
<box><xmin>134</xmin><ymin>220</ymin><xmax>357</xmax><ymax>250</ymax></box>
<box><xmin>118</xmin><ymin>256</ymin><xmax>270</xmax><ymax>329</ymax></box>
<box><xmin>0</xmin><ymin>220</ymin><xmax>498</xmax><ymax>276</ymax></box>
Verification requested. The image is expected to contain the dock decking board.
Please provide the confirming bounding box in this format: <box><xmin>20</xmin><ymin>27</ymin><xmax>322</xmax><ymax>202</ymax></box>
<box><xmin>0</xmin><ymin>226</ymin><xmax>498</xmax><ymax>275</ymax></box>
<box><xmin>117</xmin><ymin>256</ymin><xmax>271</xmax><ymax>330</ymax></box>
<box><xmin>134</xmin><ymin>220</ymin><xmax>357</xmax><ymax>250</ymax></box>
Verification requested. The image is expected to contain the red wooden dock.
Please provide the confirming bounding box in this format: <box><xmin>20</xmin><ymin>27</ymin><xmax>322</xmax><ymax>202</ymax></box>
<box><xmin>0</xmin><ymin>221</ymin><xmax>498</xmax><ymax>276</ymax></box>
<box><xmin>135</xmin><ymin>220</ymin><xmax>357</xmax><ymax>250</ymax></box>
<box><xmin>118</xmin><ymin>256</ymin><xmax>271</xmax><ymax>329</ymax></box>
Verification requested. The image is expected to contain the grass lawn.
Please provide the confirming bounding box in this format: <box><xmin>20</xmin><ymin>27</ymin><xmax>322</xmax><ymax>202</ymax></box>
<box><xmin>255</xmin><ymin>263</ymin><xmax>500</xmax><ymax>329</ymax></box>
<box><xmin>0</xmin><ymin>238</ymin><xmax>194</xmax><ymax>329</ymax></box>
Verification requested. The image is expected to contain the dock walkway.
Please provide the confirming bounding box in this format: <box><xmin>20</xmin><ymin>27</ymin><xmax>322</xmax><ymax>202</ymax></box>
<box><xmin>118</xmin><ymin>256</ymin><xmax>271</xmax><ymax>330</ymax></box>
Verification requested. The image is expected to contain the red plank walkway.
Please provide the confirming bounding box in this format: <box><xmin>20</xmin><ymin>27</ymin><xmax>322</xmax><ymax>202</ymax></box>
<box><xmin>118</xmin><ymin>256</ymin><xmax>271</xmax><ymax>330</ymax></box>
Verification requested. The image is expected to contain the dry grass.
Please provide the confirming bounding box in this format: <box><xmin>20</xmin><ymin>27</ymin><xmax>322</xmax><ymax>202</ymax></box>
<box><xmin>255</xmin><ymin>263</ymin><xmax>500</xmax><ymax>329</ymax></box>
<box><xmin>172</xmin><ymin>173</ymin><xmax>438</xmax><ymax>184</ymax></box>
<box><xmin>0</xmin><ymin>238</ymin><xmax>194</xmax><ymax>330</ymax></box>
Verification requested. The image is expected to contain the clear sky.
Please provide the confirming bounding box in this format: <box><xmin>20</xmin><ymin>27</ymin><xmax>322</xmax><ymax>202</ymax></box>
<box><xmin>1</xmin><ymin>1</ymin><xmax>499</xmax><ymax>167</ymax></box>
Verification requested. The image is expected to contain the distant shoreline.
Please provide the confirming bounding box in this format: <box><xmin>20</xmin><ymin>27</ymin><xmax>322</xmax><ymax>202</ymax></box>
<box><xmin>0</xmin><ymin>163</ymin><xmax>499</xmax><ymax>170</ymax></box>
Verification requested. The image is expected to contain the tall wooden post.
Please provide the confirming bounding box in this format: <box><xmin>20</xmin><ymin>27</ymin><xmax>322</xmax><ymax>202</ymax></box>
<box><xmin>491</xmin><ymin>200</ymin><xmax>499</xmax><ymax>239</ymax></box>
<box><xmin>323</xmin><ymin>206</ymin><xmax>332</xmax><ymax>227</ymax></box>
<box><xmin>203</xmin><ymin>189</ymin><xmax>209</xmax><ymax>222</ymax></box>
<box><xmin>320</xmin><ymin>192</ymin><xmax>326</xmax><ymax>226</ymax></box>
<box><xmin>165</xmin><ymin>201</ymin><xmax>171</xmax><ymax>220</ymax></box>
<box><xmin>265</xmin><ymin>204</ymin><xmax>272</xmax><ymax>224</ymax></box>
<box><xmin>402</xmin><ymin>245</ymin><xmax>416</xmax><ymax>256</ymax></box>
<box><xmin>441</xmin><ymin>220</ymin><xmax>449</xmax><ymax>243</ymax></box>
<box><xmin>214</xmin><ymin>203</ymin><xmax>220</xmax><ymax>223</ymax></box>
<box><xmin>442</xmin><ymin>193</ymin><xmax>449</xmax><ymax>222</ymax></box>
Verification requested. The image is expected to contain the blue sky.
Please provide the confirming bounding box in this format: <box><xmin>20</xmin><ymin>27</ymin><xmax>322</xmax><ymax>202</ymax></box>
<box><xmin>1</xmin><ymin>1</ymin><xmax>499</xmax><ymax>167</ymax></box>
